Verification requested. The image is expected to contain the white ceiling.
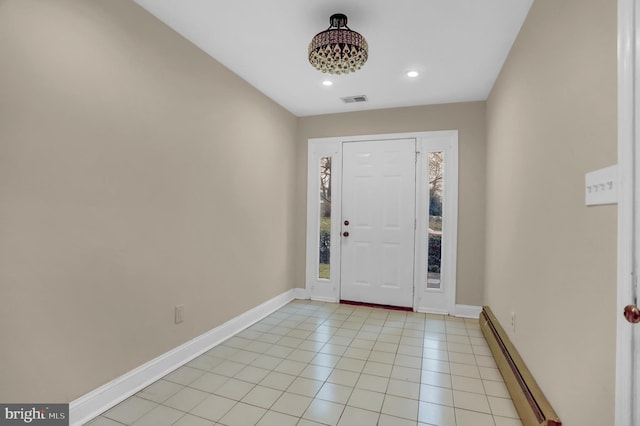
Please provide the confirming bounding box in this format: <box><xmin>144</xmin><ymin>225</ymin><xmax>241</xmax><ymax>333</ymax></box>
<box><xmin>132</xmin><ymin>0</ymin><xmax>533</xmax><ymax>117</ymax></box>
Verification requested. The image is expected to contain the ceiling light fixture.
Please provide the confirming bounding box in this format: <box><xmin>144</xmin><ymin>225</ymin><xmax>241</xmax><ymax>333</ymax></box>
<box><xmin>308</xmin><ymin>13</ymin><xmax>368</xmax><ymax>75</ymax></box>
<box><xmin>322</xmin><ymin>80</ymin><xmax>334</xmax><ymax>86</ymax></box>
<box><xmin>407</xmin><ymin>71</ymin><xmax>419</xmax><ymax>78</ymax></box>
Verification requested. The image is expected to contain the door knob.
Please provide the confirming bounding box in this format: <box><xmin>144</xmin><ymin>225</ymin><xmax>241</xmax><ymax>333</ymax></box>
<box><xmin>342</xmin><ymin>231</ymin><xmax>349</xmax><ymax>237</ymax></box>
<box><xmin>623</xmin><ymin>304</ymin><xmax>640</xmax><ymax>324</ymax></box>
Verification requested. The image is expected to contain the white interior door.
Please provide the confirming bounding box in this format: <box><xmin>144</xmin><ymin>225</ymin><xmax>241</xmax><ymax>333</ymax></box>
<box><xmin>632</xmin><ymin>2</ymin><xmax>640</xmax><ymax>420</ymax></box>
<box><xmin>616</xmin><ymin>0</ymin><xmax>640</xmax><ymax>423</ymax></box>
<box><xmin>340</xmin><ymin>139</ymin><xmax>416</xmax><ymax>307</ymax></box>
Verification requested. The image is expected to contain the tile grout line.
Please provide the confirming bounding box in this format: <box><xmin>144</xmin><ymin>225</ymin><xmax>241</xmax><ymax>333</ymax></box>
<box><xmin>90</xmin><ymin>300</ymin><xmax>520</xmax><ymax>426</ymax></box>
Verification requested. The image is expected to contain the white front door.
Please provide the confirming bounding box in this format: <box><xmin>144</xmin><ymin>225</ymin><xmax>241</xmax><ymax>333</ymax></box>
<box><xmin>306</xmin><ymin>131</ymin><xmax>458</xmax><ymax>313</ymax></box>
<box><xmin>340</xmin><ymin>139</ymin><xmax>416</xmax><ymax>307</ymax></box>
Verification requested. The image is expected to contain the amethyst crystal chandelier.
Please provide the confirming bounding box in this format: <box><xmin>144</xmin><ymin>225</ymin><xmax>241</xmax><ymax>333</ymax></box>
<box><xmin>308</xmin><ymin>13</ymin><xmax>368</xmax><ymax>75</ymax></box>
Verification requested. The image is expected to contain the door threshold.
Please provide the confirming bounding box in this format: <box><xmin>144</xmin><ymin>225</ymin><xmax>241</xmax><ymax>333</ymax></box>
<box><xmin>340</xmin><ymin>300</ymin><xmax>413</xmax><ymax>312</ymax></box>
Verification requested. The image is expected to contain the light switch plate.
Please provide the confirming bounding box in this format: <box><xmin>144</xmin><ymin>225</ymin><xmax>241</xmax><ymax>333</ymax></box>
<box><xmin>585</xmin><ymin>165</ymin><xmax>617</xmax><ymax>206</ymax></box>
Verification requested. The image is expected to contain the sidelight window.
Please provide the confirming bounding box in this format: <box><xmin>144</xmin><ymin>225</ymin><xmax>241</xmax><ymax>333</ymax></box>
<box><xmin>427</xmin><ymin>152</ymin><xmax>444</xmax><ymax>289</ymax></box>
<box><xmin>318</xmin><ymin>157</ymin><xmax>332</xmax><ymax>279</ymax></box>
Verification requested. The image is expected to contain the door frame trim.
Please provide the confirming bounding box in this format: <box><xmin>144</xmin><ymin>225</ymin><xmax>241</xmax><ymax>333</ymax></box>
<box><xmin>305</xmin><ymin>131</ymin><xmax>459</xmax><ymax>313</ymax></box>
<box><xmin>414</xmin><ymin>133</ymin><xmax>459</xmax><ymax>315</ymax></box>
<box><xmin>616</xmin><ymin>0</ymin><xmax>636</xmax><ymax>424</ymax></box>
<box><xmin>305</xmin><ymin>138</ymin><xmax>342</xmax><ymax>303</ymax></box>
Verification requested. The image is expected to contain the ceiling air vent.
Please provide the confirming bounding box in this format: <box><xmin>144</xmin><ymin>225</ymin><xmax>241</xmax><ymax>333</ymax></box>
<box><xmin>341</xmin><ymin>95</ymin><xmax>368</xmax><ymax>103</ymax></box>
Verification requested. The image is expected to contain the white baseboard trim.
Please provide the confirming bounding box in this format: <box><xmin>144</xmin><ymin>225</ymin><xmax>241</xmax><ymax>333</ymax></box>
<box><xmin>293</xmin><ymin>287</ymin><xmax>310</xmax><ymax>299</ymax></box>
<box><xmin>454</xmin><ymin>304</ymin><xmax>482</xmax><ymax>318</ymax></box>
<box><xmin>69</xmin><ymin>289</ymin><xmax>296</xmax><ymax>426</ymax></box>
<box><xmin>416</xmin><ymin>307</ymin><xmax>449</xmax><ymax>315</ymax></box>
<box><xmin>415</xmin><ymin>305</ymin><xmax>482</xmax><ymax>318</ymax></box>
<box><xmin>310</xmin><ymin>295</ymin><xmax>338</xmax><ymax>303</ymax></box>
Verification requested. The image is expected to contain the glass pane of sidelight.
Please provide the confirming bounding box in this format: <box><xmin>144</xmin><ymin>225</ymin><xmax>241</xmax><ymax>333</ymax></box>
<box><xmin>318</xmin><ymin>157</ymin><xmax>332</xmax><ymax>279</ymax></box>
<box><xmin>427</xmin><ymin>152</ymin><xmax>444</xmax><ymax>289</ymax></box>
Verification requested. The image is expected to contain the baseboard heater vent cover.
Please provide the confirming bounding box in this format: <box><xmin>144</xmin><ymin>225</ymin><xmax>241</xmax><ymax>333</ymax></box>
<box><xmin>480</xmin><ymin>306</ymin><xmax>562</xmax><ymax>426</ymax></box>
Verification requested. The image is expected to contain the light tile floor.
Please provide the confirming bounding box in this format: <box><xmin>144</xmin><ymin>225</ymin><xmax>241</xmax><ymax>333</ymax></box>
<box><xmin>86</xmin><ymin>300</ymin><xmax>522</xmax><ymax>426</ymax></box>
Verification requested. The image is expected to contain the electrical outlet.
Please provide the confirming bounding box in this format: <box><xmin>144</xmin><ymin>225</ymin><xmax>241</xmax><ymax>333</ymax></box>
<box><xmin>175</xmin><ymin>304</ymin><xmax>185</xmax><ymax>324</ymax></box>
<box><xmin>511</xmin><ymin>312</ymin><xmax>516</xmax><ymax>333</ymax></box>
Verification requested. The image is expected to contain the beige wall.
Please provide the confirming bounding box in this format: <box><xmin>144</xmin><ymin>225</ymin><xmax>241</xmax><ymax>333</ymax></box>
<box><xmin>295</xmin><ymin>102</ymin><xmax>487</xmax><ymax>306</ymax></box>
<box><xmin>485</xmin><ymin>0</ymin><xmax>617</xmax><ymax>424</ymax></box>
<box><xmin>0</xmin><ymin>0</ymin><xmax>297</xmax><ymax>402</ymax></box>
<box><xmin>1</xmin><ymin>0</ymin><xmax>619</xmax><ymax>419</ymax></box>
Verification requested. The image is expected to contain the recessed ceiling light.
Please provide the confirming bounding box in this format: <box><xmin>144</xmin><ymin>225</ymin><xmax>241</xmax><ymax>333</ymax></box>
<box><xmin>322</xmin><ymin>80</ymin><xmax>334</xmax><ymax>86</ymax></box>
<box><xmin>407</xmin><ymin>71</ymin><xmax>419</xmax><ymax>78</ymax></box>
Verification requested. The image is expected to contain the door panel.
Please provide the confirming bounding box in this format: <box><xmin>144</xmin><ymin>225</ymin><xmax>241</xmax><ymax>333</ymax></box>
<box><xmin>616</xmin><ymin>2</ymin><xmax>639</xmax><ymax>423</ymax></box>
<box><xmin>340</xmin><ymin>139</ymin><xmax>416</xmax><ymax>307</ymax></box>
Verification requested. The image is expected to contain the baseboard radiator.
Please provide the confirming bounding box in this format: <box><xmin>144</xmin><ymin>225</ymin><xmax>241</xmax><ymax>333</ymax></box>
<box><xmin>480</xmin><ymin>306</ymin><xmax>562</xmax><ymax>426</ymax></box>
